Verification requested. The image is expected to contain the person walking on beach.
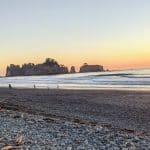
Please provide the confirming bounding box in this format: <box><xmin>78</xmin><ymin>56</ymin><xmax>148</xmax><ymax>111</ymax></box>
<box><xmin>9</xmin><ymin>84</ymin><xmax>12</xmax><ymax>89</ymax></box>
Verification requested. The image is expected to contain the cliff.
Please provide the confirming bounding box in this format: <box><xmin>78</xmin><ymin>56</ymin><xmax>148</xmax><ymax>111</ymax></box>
<box><xmin>6</xmin><ymin>58</ymin><xmax>69</xmax><ymax>77</ymax></box>
<box><xmin>80</xmin><ymin>63</ymin><xmax>104</xmax><ymax>73</ymax></box>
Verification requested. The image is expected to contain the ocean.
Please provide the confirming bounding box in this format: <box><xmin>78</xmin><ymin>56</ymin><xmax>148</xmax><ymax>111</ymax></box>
<box><xmin>0</xmin><ymin>68</ymin><xmax>150</xmax><ymax>90</ymax></box>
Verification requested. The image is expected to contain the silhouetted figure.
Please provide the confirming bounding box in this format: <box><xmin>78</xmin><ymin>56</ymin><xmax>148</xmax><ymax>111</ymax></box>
<box><xmin>9</xmin><ymin>84</ymin><xmax>12</xmax><ymax>89</ymax></box>
<box><xmin>34</xmin><ymin>84</ymin><xmax>36</xmax><ymax>89</ymax></box>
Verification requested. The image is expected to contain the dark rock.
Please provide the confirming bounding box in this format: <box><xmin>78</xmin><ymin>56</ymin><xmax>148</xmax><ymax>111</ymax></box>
<box><xmin>70</xmin><ymin>66</ymin><xmax>76</xmax><ymax>73</ymax></box>
<box><xmin>80</xmin><ymin>63</ymin><xmax>104</xmax><ymax>73</ymax></box>
<box><xmin>6</xmin><ymin>58</ymin><xmax>69</xmax><ymax>77</ymax></box>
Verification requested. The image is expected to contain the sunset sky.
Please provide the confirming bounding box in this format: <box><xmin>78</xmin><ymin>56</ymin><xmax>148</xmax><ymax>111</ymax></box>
<box><xmin>0</xmin><ymin>0</ymin><xmax>150</xmax><ymax>75</ymax></box>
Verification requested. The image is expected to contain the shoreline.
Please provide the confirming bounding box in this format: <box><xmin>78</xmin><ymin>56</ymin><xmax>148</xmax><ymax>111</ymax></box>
<box><xmin>1</xmin><ymin>86</ymin><xmax>150</xmax><ymax>92</ymax></box>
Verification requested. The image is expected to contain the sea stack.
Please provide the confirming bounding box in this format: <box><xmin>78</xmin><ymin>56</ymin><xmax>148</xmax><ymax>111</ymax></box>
<box><xmin>80</xmin><ymin>63</ymin><xmax>104</xmax><ymax>73</ymax></box>
<box><xmin>70</xmin><ymin>66</ymin><xmax>76</xmax><ymax>73</ymax></box>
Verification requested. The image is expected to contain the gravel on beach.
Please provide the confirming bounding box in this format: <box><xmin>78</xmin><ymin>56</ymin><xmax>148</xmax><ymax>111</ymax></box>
<box><xmin>0</xmin><ymin>88</ymin><xmax>150</xmax><ymax>132</ymax></box>
<box><xmin>0</xmin><ymin>88</ymin><xmax>150</xmax><ymax>149</ymax></box>
<box><xmin>0</xmin><ymin>109</ymin><xmax>150</xmax><ymax>150</ymax></box>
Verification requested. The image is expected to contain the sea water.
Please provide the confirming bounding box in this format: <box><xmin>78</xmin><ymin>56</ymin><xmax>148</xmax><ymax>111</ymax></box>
<box><xmin>0</xmin><ymin>68</ymin><xmax>150</xmax><ymax>90</ymax></box>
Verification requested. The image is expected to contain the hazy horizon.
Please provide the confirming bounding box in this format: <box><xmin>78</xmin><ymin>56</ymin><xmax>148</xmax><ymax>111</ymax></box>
<box><xmin>0</xmin><ymin>0</ymin><xmax>150</xmax><ymax>75</ymax></box>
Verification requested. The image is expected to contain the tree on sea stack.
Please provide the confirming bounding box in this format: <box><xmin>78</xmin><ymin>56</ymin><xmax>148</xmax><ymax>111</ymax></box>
<box><xmin>43</xmin><ymin>58</ymin><xmax>59</xmax><ymax>67</ymax></box>
<box><xmin>6</xmin><ymin>58</ymin><xmax>69</xmax><ymax>76</ymax></box>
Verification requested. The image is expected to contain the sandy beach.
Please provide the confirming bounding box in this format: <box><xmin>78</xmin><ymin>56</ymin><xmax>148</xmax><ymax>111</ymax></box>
<box><xmin>0</xmin><ymin>88</ymin><xmax>150</xmax><ymax>149</ymax></box>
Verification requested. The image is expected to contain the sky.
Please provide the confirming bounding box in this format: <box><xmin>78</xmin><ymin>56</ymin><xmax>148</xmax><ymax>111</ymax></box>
<box><xmin>0</xmin><ymin>0</ymin><xmax>150</xmax><ymax>75</ymax></box>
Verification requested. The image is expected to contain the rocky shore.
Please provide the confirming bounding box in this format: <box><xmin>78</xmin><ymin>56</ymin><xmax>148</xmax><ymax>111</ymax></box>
<box><xmin>0</xmin><ymin>109</ymin><xmax>150</xmax><ymax>150</ymax></box>
<box><xmin>0</xmin><ymin>88</ymin><xmax>150</xmax><ymax>149</ymax></box>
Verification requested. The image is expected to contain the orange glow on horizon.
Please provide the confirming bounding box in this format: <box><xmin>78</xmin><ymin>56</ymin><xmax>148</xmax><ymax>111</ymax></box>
<box><xmin>0</xmin><ymin>40</ymin><xmax>150</xmax><ymax>76</ymax></box>
<box><xmin>0</xmin><ymin>54</ymin><xmax>150</xmax><ymax>76</ymax></box>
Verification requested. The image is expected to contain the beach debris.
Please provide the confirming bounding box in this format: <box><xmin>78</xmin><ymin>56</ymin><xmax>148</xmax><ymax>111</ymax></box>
<box><xmin>73</xmin><ymin>118</ymin><xmax>97</xmax><ymax>126</ymax></box>
<box><xmin>1</xmin><ymin>145</ymin><xmax>22</xmax><ymax>150</ymax></box>
<box><xmin>1</xmin><ymin>131</ymin><xmax>24</xmax><ymax>150</ymax></box>
<box><xmin>43</xmin><ymin>117</ymin><xmax>60</xmax><ymax>123</ymax></box>
<box><xmin>16</xmin><ymin>131</ymin><xmax>23</xmax><ymax>146</ymax></box>
<box><xmin>1</xmin><ymin>145</ymin><xmax>14</xmax><ymax>150</ymax></box>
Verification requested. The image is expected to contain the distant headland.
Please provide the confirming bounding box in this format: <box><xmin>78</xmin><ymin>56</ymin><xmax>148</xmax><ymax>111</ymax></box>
<box><xmin>6</xmin><ymin>58</ymin><xmax>104</xmax><ymax>77</ymax></box>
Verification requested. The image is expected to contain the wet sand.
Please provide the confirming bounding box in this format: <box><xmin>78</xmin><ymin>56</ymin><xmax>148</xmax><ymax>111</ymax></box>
<box><xmin>0</xmin><ymin>88</ymin><xmax>150</xmax><ymax>132</ymax></box>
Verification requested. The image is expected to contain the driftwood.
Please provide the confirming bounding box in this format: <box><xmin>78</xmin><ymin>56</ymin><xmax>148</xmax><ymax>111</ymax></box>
<box><xmin>1</xmin><ymin>131</ymin><xmax>23</xmax><ymax>150</ymax></box>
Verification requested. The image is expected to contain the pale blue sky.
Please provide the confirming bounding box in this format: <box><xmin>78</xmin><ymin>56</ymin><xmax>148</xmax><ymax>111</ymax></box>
<box><xmin>0</xmin><ymin>0</ymin><xmax>150</xmax><ymax>42</ymax></box>
<box><xmin>0</xmin><ymin>0</ymin><xmax>150</xmax><ymax>75</ymax></box>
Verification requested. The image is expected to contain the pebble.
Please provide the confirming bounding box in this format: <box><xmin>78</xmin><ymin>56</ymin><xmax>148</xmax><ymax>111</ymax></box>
<box><xmin>0</xmin><ymin>110</ymin><xmax>150</xmax><ymax>150</ymax></box>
